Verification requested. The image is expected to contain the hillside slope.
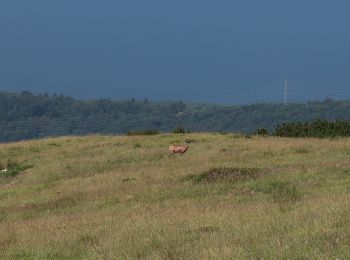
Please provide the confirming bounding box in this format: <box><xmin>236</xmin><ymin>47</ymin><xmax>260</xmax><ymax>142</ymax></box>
<box><xmin>2</xmin><ymin>91</ymin><xmax>350</xmax><ymax>142</ymax></box>
<box><xmin>1</xmin><ymin>134</ymin><xmax>350</xmax><ymax>258</ymax></box>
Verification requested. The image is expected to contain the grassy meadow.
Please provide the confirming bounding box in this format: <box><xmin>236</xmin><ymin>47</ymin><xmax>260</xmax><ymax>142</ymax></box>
<box><xmin>1</xmin><ymin>133</ymin><xmax>350</xmax><ymax>259</ymax></box>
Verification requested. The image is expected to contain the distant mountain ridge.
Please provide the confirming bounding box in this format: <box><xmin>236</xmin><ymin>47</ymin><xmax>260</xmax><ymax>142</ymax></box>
<box><xmin>1</xmin><ymin>91</ymin><xmax>350</xmax><ymax>142</ymax></box>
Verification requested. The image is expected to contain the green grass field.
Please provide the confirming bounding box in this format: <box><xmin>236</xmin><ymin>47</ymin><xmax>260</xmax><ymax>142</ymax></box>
<box><xmin>1</xmin><ymin>133</ymin><xmax>350</xmax><ymax>259</ymax></box>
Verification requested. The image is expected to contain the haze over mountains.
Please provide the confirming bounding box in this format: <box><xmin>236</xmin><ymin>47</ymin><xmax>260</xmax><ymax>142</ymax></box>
<box><xmin>1</xmin><ymin>1</ymin><xmax>350</xmax><ymax>103</ymax></box>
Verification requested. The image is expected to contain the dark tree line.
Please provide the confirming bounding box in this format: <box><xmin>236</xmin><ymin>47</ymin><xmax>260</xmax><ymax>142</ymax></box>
<box><xmin>1</xmin><ymin>91</ymin><xmax>350</xmax><ymax>142</ymax></box>
<box><xmin>275</xmin><ymin>120</ymin><xmax>350</xmax><ymax>138</ymax></box>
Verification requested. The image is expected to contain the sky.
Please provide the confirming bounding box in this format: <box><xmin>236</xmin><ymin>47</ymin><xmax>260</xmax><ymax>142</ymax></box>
<box><xmin>1</xmin><ymin>1</ymin><xmax>350</xmax><ymax>104</ymax></box>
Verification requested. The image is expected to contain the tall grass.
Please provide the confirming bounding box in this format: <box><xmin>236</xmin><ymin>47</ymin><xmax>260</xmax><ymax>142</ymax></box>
<box><xmin>0</xmin><ymin>134</ymin><xmax>350</xmax><ymax>258</ymax></box>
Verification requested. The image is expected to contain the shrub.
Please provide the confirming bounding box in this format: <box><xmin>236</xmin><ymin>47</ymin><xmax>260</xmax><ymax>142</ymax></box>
<box><xmin>274</xmin><ymin>120</ymin><xmax>350</xmax><ymax>138</ymax></box>
<box><xmin>172</xmin><ymin>127</ymin><xmax>187</xmax><ymax>134</ymax></box>
<box><xmin>183</xmin><ymin>167</ymin><xmax>265</xmax><ymax>183</ymax></box>
<box><xmin>185</xmin><ymin>138</ymin><xmax>197</xmax><ymax>144</ymax></box>
<box><xmin>133</xmin><ymin>143</ymin><xmax>141</xmax><ymax>148</ymax></box>
<box><xmin>126</xmin><ymin>130</ymin><xmax>159</xmax><ymax>136</ymax></box>
<box><xmin>122</xmin><ymin>177</ymin><xmax>136</xmax><ymax>182</ymax></box>
<box><xmin>250</xmin><ymin>180</ymin><xmax>301</xmax><ymax>203</ymax></box>
<box><xmin>1</xmin><ymin>160</ymin><xmax>33</xmax><ymax>178</ymax></box>
<box><xmin>254</xmin><ymin>128</ymin><xmax>269</xmax><ymax>136</ymax></box>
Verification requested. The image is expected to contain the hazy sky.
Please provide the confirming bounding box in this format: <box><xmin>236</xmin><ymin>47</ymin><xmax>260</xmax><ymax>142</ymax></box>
<box><xmin>1</xmin><ymin>1</ymin><xmax>350</xmax><ymax>103</ymax></box>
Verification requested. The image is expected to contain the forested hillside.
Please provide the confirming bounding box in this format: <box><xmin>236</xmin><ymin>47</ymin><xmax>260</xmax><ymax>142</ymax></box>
<box><xmin>1</xmin><ymin>91</ymin><xmax>350</xmax><ymax>142</ymax></box>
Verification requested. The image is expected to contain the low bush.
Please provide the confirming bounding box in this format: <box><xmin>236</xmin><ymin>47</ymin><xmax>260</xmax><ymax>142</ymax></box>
<box><xmin>274</xmin><ymin>120</ymin><xmax>350</xmax><ymax>138</ymax></box>
<box><xmin>1</xmin><ymin>160</ymin><xmax>33</xmax><ymax>178</ymax></box>
<box><xmin>172</xmin><ymin>127</ymin><xmax>187</xmax><ymax>134</ymax></box>
<box><xmin>0</xmin><ymin>162</ymin><xmax>4</xmax><ymax>170</ymax></box>
<box><xmin>122</xmin><ymin>177</ymin><xmax>136</xmax><ymax>182</ymax></box>
<box><xmin>250</xmin><ymin>180</ymin><xmax>301</xmax><ymax>203</ymax></box>
<box><xmin>133</xmin><ymin>143</ymin><xmax>142</xmax><ymax>148</ymax></box>
<box><xmin>183</xmin><ymin>167</ymin><xmax>265</xmax><ymax>183</ymax></box>
<box><xmin>185</xmin><ymin>138</ymin><xmax>197</xmax><ymax>144</ymax></box>
<box><xmin>126</xmin><ymin>130</ymin><xmax>160</xmax><ymax>136</ymax></box>
<box><xmin>254</xmin><ymin>128</ymin><xmax>269</xmax><ymax>136</ymax></box>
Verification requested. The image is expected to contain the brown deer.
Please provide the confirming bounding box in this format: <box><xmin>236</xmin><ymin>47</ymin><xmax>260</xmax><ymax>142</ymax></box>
<box><xmin>169</xmin><ymin>144</ymin><xmax>189</xmax><ymax>155</ymax></box>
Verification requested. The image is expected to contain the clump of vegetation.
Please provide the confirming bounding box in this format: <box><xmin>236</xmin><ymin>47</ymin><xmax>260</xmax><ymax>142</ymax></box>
<box><xmin>185</xmin><ymin>226</ymin><xmax>219</xmax><ymax>234</ymax></box>
<box><xmin>1</xmin><ymin>159</ymin><xmax>33</xmax><ymax>178</ymax></box>
<box><xmin>122</xmin><ymin>177</ymin><xmax>136</xmax><ymax>182</ymax></box>
<box><xmin>275</xmin><ymin>119</ymin><xmax>350</xmax><ymax>138</ymax></box>
<box><xmin>172</xmin><ymin>127</ymin><xmax>188</xmax><ymax>134</ymax></box>
<box><xmin>185</xmin><ymin>138</ymin><xmax>197</xmax><ymax>144</ymax></box>
<box><xmin>48</xmin><ymin>142</ymin><xmax>61</xmax><ymax>147</ymax></box>
<box><xmin>293</xmin><ymin>147</ymin><xmax>309</xmax><ymax>154</ymax></box>
<box><xmin>254</xmin><ymin>128</ymin><xmax>269</xmax><ymax>136</ymax></box>
<box><xmin>29</xmin><ymin>146</ymin><xmax>42</xmax><ymax>153</ymax></box>
<box><xmin>183</xmin><ymin>167</ymin><xmax>265</xmax><ymax>183</ymax></box>
<box><xmin>133</xmin><ymin>143</ymin><xmax>142</xmax><ymax>148</ymax></box>
<box><xmin>250</xmin><ymin>180</ymin><xmax>302</xmax><ymax>203</ymax></box>
<box><xmin>126</xmin><ymin>130</ymin><xmax>160</xmax><ymax>136</ymax></box>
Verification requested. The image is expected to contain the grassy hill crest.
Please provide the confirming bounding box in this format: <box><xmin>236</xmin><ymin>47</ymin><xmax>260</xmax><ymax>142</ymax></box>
<box><xmin>1</xmin><ymin>133</ymin><xmax>350</xmax><ymax>258</ymax></box>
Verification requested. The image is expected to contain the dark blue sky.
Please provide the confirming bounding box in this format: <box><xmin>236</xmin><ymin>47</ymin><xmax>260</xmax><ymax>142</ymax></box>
<box><xmin>1</xmin><ymin>1</ymin><xmax>350</xmax><ymax>103</ymax></box>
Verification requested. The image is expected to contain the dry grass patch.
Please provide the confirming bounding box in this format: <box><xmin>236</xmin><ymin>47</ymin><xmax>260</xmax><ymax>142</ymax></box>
<box><xmin>1</xmin><ymin>134</ymin><xmax>350</xmax><ymax>258</ymax></box>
